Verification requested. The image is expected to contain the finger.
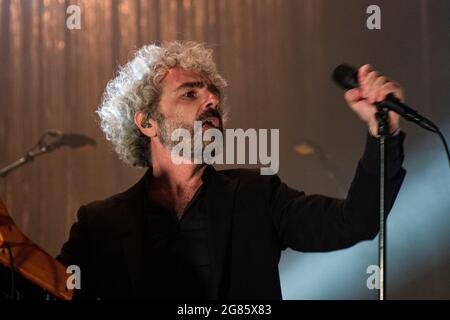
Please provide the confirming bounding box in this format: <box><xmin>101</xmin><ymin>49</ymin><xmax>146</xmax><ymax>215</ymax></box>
<box><xmin>358</xmin><ymin>64</ymin><xmax>373</xmax><ymax>85</ymax></box>
<box><xmin>344</xmin><ymin>88</ymin><xmax>362</xmax><ymax>103</ymax></box>
<box><xmin>386</xmin><ymin>81</ymin><xmax>405</xmax><ymax>102</ymax></box>
<box><xmin>376</xmin><ymin>82</ymin><xmax>403</xmax><ymax>102</ymax></box>
<box><xmin>362</xmin><ymin>71</ymin><xmax>379</xmax><ymax>98</ymax></box>
<box><xmin>369</xmin><ymin>76</ymin><xmax>388</xmax><ymax>103</ymax></box>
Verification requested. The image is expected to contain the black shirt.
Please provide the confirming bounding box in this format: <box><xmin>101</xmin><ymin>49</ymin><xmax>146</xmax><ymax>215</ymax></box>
<box><xmin>143</xmin><ymin>166</ymin><xmax>213</xmax><ymax>300</ymax></box>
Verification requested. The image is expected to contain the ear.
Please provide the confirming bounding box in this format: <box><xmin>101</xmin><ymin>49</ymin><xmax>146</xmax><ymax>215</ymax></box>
<box><xmin>134</xmin><ymin>111</ymin><xmax>157</xmax><ymax>138</ymax></box>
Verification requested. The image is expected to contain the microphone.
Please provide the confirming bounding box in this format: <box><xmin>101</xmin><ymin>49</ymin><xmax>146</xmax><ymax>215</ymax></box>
<box><xmin>0</xmin><ymin>131</ymin><xmax>97</xmax><ymax>177</ymax></box>
<box><xmin>332</xmin><ymin>64</ymin><xmax>438</xmax><ymax>132</ymax></box>
<box><xmin>38</xmin><ymin>130</ymin><xmax>96</xmax><ymax>152</ymax></box>
<box><xmin>57</xmin><ymin>133</ymin><xmax>96</xmax><ymax>149</ymax></box>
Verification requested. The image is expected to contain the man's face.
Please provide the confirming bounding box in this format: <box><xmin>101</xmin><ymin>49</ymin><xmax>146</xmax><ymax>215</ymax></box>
<box><xmin>155</xmin><ymin>68</ymin><xmax>223</xmax><ymax>151</ymax></box>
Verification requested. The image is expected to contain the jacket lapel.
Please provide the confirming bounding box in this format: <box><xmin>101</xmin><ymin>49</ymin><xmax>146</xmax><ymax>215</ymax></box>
<box><xmin>203</xmin><ymin>167</ymin><xmax>239</xmax><ymax>299</ymax></box>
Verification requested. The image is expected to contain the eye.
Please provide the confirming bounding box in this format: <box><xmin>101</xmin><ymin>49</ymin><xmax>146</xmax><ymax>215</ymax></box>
<box><xmin>182</xmin><ymin>90</ymin><xmax>197</xmax><ymax>99</ymax></box>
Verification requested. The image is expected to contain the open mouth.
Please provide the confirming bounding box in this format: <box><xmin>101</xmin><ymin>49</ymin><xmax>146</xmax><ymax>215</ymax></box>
<box><xmin>201</xmin><ymin>117</ymin><xmax>221</xmax><ymax>128</ymax></box>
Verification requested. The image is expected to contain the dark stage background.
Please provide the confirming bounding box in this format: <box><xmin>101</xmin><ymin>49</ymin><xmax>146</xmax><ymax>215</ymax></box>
<box><xmin>0</xmin><ymin>0</ymin><xmax>449</xmax><ymax>299</ymax></box>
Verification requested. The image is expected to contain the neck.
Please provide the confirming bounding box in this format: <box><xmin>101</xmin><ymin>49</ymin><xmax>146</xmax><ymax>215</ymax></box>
<box><xmin>149</xmin><ymin>140</ymin><xmax>206</xmax><ymax>192</ymax></box>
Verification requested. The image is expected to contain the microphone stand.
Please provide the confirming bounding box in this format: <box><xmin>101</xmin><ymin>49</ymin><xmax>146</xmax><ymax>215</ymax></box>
<box><xmin>0</xmin><ymin>131</ymin><xmax>63</xmax><ymax>178</ymax></box>
<box><xmin>0</xmin><ymin>130</ymin><xmax>97</xmax><ymax>178</ymax></box>
<box><xmin>0</xmin><ymin>148</ymin><xmax>48</xmax><ymax>177</ymax></box>
<box><xmin>332</xmin><ymin>63</ymin><xmax>450</xmax><ymax>300</ymax></box>
<box><xmin>375</xmin><ymin>106</ymin><xmax>389</xmax><ymax>301</ymax></box>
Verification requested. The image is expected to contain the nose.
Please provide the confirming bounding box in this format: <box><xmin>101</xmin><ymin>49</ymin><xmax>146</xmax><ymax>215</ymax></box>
<box><xmin>204</xmin><ymin>90</ymin><xmax>219</xmax><ymax>110</ymax></box>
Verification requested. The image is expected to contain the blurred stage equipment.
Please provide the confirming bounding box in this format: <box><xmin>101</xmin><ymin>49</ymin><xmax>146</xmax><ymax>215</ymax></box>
<box><xmin>333</xmin><ymin>63</ymin><xmax>450</xmax><ymax>301</ymax></box>
<box><xmin>0</xmin><ymin>197</ymin><xmax>73</xmax><ymax>300</ymax></box>
<box><xmin>293</xmin><ymin>139</ymin><xmax>346</xmax><ymax>197</ymax></box>
<box><xmin>0</xmin><ymin>130</ymin><xmax>96</xmax><ymax>177</ymax></box>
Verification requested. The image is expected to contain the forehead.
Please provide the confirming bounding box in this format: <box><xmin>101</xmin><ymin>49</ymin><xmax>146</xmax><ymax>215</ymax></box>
<box><xmin>161</xmin><ymin>68</ymin><xmax>207</xmax><ymax>90</ymax></box>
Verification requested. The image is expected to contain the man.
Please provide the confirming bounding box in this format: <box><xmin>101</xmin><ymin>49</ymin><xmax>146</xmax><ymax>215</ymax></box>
<box><xmin>57</xmin><ymin>41</ymin><xmax>406</xmax><ymax>300</ymax></box>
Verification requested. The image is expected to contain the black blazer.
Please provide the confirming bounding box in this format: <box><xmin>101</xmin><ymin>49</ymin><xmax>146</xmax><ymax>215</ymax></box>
<box><xmin>57</xmin><ymin>133</ymin><xmax>406</xmax><ymax>300</ymax></box>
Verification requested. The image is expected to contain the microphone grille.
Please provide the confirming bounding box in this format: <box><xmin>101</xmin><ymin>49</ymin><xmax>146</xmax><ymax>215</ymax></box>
<box><xmin>332</xmin><ymin>64</ymin><xmax>359</xmax><ymax>90</ymax></box>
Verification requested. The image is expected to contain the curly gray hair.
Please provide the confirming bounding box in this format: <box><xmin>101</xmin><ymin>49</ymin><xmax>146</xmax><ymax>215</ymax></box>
<box><xmin>97</xmin><ymin>41</ymin><xmax>228</xmax><ymax>167</ymax></box>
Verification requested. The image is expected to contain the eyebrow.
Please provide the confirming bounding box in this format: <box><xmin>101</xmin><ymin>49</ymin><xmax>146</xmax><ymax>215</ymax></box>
<box><xmin>174</xmin><ymin>81</ymin><xmax>206</xmax><ymax>92</ymax></box>
<box><xmin>174</xmin><ymin>81</ymin><xmax>222</xmax><ymax>99</ymax></box>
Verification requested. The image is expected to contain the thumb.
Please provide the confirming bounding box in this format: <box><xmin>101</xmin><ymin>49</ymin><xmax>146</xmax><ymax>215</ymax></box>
<box><xmin>344</xmin><ymin>88</ymin><xmax>362</xmax><ymax>104</ymax></box>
